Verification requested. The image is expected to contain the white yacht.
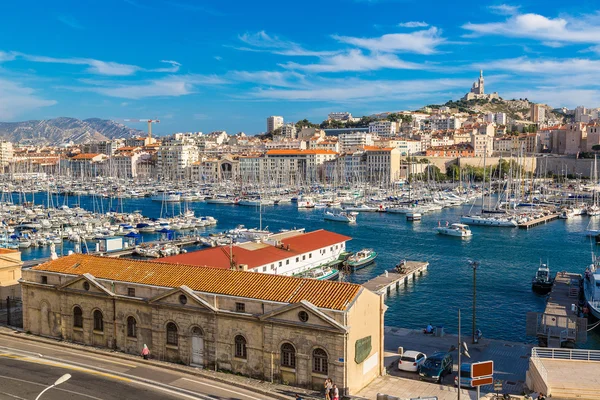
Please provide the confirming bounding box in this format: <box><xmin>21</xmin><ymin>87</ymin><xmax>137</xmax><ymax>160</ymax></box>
<box><xmin>297</xmin><ymin>197</ymin><xmax>316</xmax><ymax>209</ymax></box>
<box><xmin>151</xmin><ymin>191</ymin><xmax>181</xmax><ymax>202</ymax></box>
<box><xmin>324</xmin><ymin>211</ymin><xmax>357</xmax><ymax>223</ymax></box>
<box><xmin>436</xmin><ymin>223</ymin><xmax>472</xmax><ymax>238</ymax></box>
<box><xmin>460</xmin><ymin>215</ymin><xmax>518</xmax><ymax>227</ymax></box>
<box><xmin>584</xmin><ymin>259</ymin><xmax>600</xmax><ymax>319</ymax></box>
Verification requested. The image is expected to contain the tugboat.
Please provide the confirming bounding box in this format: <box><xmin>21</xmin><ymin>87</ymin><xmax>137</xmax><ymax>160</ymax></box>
<box><xmin>532</xmin><ymin>262</ymin><xmax>554</xmax><ymax>294</ymax></box>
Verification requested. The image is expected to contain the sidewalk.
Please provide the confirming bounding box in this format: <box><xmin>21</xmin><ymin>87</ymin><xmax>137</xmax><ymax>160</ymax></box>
<box><xmin>0</xmin><ymin>326</ymin><xmax>318</xmax><ymax>400</ymax></box>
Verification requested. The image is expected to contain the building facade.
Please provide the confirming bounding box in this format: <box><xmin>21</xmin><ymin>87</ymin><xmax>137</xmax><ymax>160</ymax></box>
<box><xmin>0</xmin><ymin>249</ymin><xmax>22</xmax><ymax>298</ymax></box>
<box><xmin>368</xmin><ymin>121</ymin><xmax>397</xmax><ymax>137</ymax></box>
<box><xmin>21</xmin><ymin>254</ymin><xmax>385</xmax><ymax>394</ymax></box>
<box><xmin>267</xmin><ymin>116</ymin><xmax>284</xmax><ymax>133</ymax></box>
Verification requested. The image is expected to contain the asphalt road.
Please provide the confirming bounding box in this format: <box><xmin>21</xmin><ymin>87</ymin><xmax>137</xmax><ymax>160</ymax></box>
<box><xmin>0</xmin><ymin>335</ymin><xmax>278</xmax><ymax>400</ymax></box>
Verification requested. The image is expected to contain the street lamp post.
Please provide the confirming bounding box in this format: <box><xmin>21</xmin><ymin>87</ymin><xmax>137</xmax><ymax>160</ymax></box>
<box><xmin>470</xmin><ymin>261</ymin><xmax>480</xmax><ymax>344</ymax></box>
<box><xmin>35</xmin><ymin>374</ymin><xmax>71</xmax><ymax>400</ymax></box>
<box><xmin>449</xmin><ymin>309</ymin><xmax>470</xmax><ymax>400</ymax></box>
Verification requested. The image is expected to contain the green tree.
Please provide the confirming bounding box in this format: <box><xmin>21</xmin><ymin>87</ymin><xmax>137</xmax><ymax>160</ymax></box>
<box><xmin>387</xmin><ymin>113</ymin><xmax>400</xmax><ymax>122</ymax></box>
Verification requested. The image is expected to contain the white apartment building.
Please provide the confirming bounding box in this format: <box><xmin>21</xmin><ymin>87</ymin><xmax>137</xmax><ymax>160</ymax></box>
<box><xmin>364</xmin><ymin>147</ymin><xmax>401</xmax><ymax>183</ymax></box>
<box><xmin>429</xmin><ymin>115</ymin><xmax>461</xmax><ymax>131</ymax></box>
<box><xmin>280</xmin><ymin>123</ymin><xmax>297</xmax><ymax>139</ymax></box>
<box><xmin>239</xmin><ymin>155</ymin><xmax>263</xmax><ymax>182</ymax></box>
<box><xmin>575</xmin><ymin>106</ymin><xmax>587</xmax><ymax>123</ymax></box>
<box><xmin>0</xmin><ymin>141</ymin><xmax>14</xmax><ymax>167</ymax></box>
<box><xmin>430</xmin><ymin>136</ymin><xmax>454</xmax><ymax>149</ymax></box>
<box><xmin>157</xmin><ymin>141</ymin><xmax>199</xmax><ymax>180</ymax></box>
<box><xmin>368</xmin><ymin>121</ymin><xmax>397</xmax><ymax>137</ymax></box>
<box><xmin>264</xmin><ymin>149</ymin><xmax>337</xmax><ymax>184</ymax></box>
<box><xmin>530</xmin><ymin>104</ymin><xmax>545</xmax><ymax>124</ymax></box>
<box><xmin>265</xmin><ymin>138</ymin><xmax>305</xmax><ymax>150</ymax></box>
<box><xmin>471</xmin><ymin>133</ymin><xmax>494</xmax><ymax>157</ymax></box>
<box><xmin>267</xmin><ymin>116</ymin><xmax>284</xmax><ymax>133</ymax></box>
<box><xmin>110</xmin><ymin>151</ymin><xmax>143</xmax><ymax>178</ymax></box>
<box><xmin>339</xmin><ymin>132</ymin><xmax>374</xmax><ymax>152</ymax></box>
<box><xmin>484</xmin><ymin>112</ymin><xmax>507</xmax><ymax>125</ymax></box>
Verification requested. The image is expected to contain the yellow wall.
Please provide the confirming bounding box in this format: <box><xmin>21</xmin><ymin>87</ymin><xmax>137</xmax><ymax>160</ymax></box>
<box><xmin>0</xmin><ymin>249</ymin><xmax>22</xmax><ymax>298</ymax></box>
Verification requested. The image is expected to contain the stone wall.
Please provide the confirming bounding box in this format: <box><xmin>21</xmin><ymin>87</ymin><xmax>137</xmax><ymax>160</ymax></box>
<box><xmin>536</xmin><ymin>156</ymin><xmax>597</xmax><ymax>178</ymax></box>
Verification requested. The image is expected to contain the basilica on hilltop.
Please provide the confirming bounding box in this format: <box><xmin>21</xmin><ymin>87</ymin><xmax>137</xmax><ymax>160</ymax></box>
<box><xmin>462</xmin><ymin>70</ymin><xmax>500</xmax><ymax>101</ymax></box>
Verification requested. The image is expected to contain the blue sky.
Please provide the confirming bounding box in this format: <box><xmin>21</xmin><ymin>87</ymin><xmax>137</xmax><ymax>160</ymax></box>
<box><xmin>1</xmin><ymin>0</ymin><xmax>600</xmax><ymax>134</ymax></box>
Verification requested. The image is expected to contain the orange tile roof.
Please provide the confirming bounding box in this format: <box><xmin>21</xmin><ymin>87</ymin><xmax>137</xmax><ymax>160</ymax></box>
<box><xmin>71</xmin><ymin>153</ymin><xmax>102</xmax><ymax>160</ymax></box>
<box><xmin>31</xmin><ymin>254</ymin><xmax>360</xmax><ymax>311</ymax></box>
<box><xmin>364</xmin><ymin>146</ymin><xmax>394</xmax><ymax>152</ymax></box>
<box><xmin>161</xmin><ymin>229</ymin><xmax>350</xmax><ymax>269</ymax></box>
<box><xmin>266</xmin><ymin>149</ymin><xmax>338</xmax><ymax>156</ymax></box>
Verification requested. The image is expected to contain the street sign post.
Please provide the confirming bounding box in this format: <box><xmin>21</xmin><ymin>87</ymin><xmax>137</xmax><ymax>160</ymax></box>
<box><xmin>470</xmin><ymin>360</ymin><xmax>494</xmax><ymax>400</ymax></box>
<box><xmin>494</xmin><ymin>380</ymin><xmax>503</xmax><ymax>398</ymax></box>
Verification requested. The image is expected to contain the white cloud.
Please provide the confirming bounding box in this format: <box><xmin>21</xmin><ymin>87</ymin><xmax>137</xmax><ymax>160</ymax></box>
<box><xmin>398</xmin><ymin>21</ymin><xmax>429</xmax><ymax>28</ymax></box>
<box><xmin>57</xmin><ymin>14</ymin><xmax>83</xmax><ymax>29</ymax></box>
<box><xmin>0</xmin><ymin>78</ymin><xmax>57</xmax><ymax>119</ymax></box>
<box><xmin>230</xmin><ymin>70</ymin><xmax>305</xmax><ymax>87</ymax></box>
<box><xmin>247</xmin><ymin>77</ymin><xmax>470</xmax><ymax>102</ymax></box>
<box><xmin>488</xmin><ymin>4</ymin><xmax>520</xmax><ymax>16</ymax></box>
<box><xmin>64</xmin><ymin>74</ymin><xmax>228</xmax><ymax>99</ymax></box>
<box><xmin>0</xmin><ymin>51</ymin><xmax>17</xmax><ymax>62</ymax></box>
<box><xmin>280</xmin><ymin>49</ymin><xmax>422</xmax><ymax>73</ymax></box>
<box><xmin>463</xmin><ymin>12</ymin><xmax>600</xmax><ymax>45</ymax></box>
<box><xmin>237</xmin><ymin>31</ymin><xmax>337</xmax><ymax>56</ymax></box>
<box><xmin>332</xmin><ymin>27</ymin><xmax>445</xmax><ymax>55</ymax></box>
<box><xmin>479</xmin><ymin>57</ymin><xmax>600</xmax><ymax>75</ymax></box>
<box><xmin>15</xmin><ymin>53</ymin><xmax>181</xmax><ymax>76</ymax></box>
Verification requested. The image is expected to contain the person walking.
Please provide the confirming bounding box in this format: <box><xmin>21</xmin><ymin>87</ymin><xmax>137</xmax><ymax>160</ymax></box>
<box><xmin>324</xmin><ymin>378</ymin><xmax>332</xmax><ymax>400</ymax></box>
<box><xmin>141</xmin><ymin>344</ymin><xmax>150</xmax><ymax>360</ymax></box>
<box><xmin>332</xmin><ymin>384</ymin><xmax>339</xmax><ymax>400</ymax></box>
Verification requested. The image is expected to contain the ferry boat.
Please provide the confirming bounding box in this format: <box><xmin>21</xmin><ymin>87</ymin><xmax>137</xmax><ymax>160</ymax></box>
<box><xmin>324</xmin><ymin>211</ymin><xmax>357</xmax><ymax>223</ymax></box>
<box><xmin>584</xmin><ymin>258</ymin><xmax>600</xmax><ymax>319</ymax></box>
<box><xmin>347</xmin><ymin>249</ymin><xmax>377</xmax><ymax>270</ymax></box>
<box><xmin>531</xmin><ymin>262</ymin><xmax>554</xmax><ymax>294</ymax></box>
<box><xmin>436</xmin><ymin>223</ymin><xmax>472</xmax><ymax>238</ymax></box>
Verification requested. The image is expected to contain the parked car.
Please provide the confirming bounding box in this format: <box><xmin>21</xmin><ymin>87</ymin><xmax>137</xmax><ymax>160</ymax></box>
<box><xmin>418</xmin><ymin>351</ymin><xmax>453</xmax><ymax>383</ymax></box>
<box><xmin>454</xmin><ymin>362</ymin><xmax>474</xmax><ymax>388</ymax></box>
<box><xmin>397</xmin><ymin>351</ymin><xmax>427</xmax><ymax>372</ymax></box>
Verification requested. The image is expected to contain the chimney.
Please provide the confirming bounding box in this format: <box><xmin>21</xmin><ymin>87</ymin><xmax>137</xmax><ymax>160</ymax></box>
<box><xmin>238</xmin><ymin>264</ymin><xmax>249</xmax><ymax>271</ymax></box>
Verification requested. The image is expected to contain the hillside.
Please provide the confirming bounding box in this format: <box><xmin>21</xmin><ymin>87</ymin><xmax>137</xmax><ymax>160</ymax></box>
<box><xmin>428</xmin><ymin>98</ymin><xmax>564</xmax><ymax>123</ymax></box>
<box><xmin>0</xmin><ymin>117</ymin><xmax>144</xmax><ymax>145</ymax></box>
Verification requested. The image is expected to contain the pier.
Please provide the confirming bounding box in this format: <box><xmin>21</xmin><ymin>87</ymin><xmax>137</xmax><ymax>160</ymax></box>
<box><xmin>102</xmin><ymin>236</ymin><xmax>201</xmax><ymax>258</ymax></box>
<box><xmin>518</xmin><ymin>213</ymin><xmax>560</xmax><ymax>229</ymax></box>
<box><xmin>526</xmin><ymin>271</ymin><xmax>587</xmax><ymax>348</ymax></box>
<box><xmin>362</xmin><ymin>261</ymin><xmax>428</xmax><ymax>299</ymax></box>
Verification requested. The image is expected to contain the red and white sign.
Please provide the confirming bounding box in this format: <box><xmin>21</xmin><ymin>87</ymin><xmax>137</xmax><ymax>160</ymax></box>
<box><xmin>471</xmin><ymin>376</ymin><xmax>494</xmax><ymax>386</ymax></box>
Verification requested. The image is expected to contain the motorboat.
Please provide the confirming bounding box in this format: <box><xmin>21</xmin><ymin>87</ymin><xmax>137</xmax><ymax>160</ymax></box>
<box><xmin>407</xmin><ymin>211</ymin><xmax>421</xmax><ymax>221</ymax></box>
<box><xmin>347</xmin><ymin>249</ymin><xmax>377</xmax><ymax>270</ymax></box>
<box><xmin>531</xmin><ymin>262</ymin><xmax>554</xmax><ymax>294</ymax></box>
<box><xmin>436</xmin><ymin>223</ymin><xmax>472</xmax><ymax>238</ymax></box>
<box><xmin>151</xmin><ymin>191</ymin><xmax>181</xmax><ymax>202</ymax></box>
<box><xmin>343</xmin><ymin>204</ymin><xmax>379</xmax><ymax>212</ymax></box>
<box><xmin>297</xmin><ymin>197</ymin><xmax>316</xmax><ymax>209</ymax></box>
<box><xmin>324</xmin><ymin>211</ymin><xmax>357</xmax><ymax>223</ymax></box>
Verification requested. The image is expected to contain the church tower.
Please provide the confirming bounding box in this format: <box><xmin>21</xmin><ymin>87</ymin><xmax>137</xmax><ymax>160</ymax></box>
<box><xmin>477</xmin><ymin>70</ymin><xmax>484</xmax><ymax>95</ymax></box>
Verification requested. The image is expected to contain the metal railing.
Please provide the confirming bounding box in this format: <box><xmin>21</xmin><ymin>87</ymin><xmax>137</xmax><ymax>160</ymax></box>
<box><xmin>529</xmin><ymin>353</ymin><xmax>548</xmax><ymax>383</ymax></box>
<box><xmin>532</xmin><ymin>347</ymin><xmax>600</xmax><ymax>362</ymax></box>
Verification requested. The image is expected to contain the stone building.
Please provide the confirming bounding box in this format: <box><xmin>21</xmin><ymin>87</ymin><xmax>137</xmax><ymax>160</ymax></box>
<box><xmin>0</xmin><ymin>249</ymin><xmax>23</xmax><ymax>298</ymax></box>
<box><xmin>20</xmin><ymin>254</ymin><xmax>385</xmax><ymax>394</ymax></box>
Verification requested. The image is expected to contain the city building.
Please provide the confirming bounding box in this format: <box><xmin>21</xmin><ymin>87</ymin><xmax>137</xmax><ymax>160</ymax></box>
<box><xmin>364</xmin><ymin>147</ymin><xmax>401</xmax><ymax>183</ymax></box>
<box><xmin>60</xmin><ymin>153</ymin><xmax>108</xmax><ymax>177</ymax></box>
<box><xmin>328</xmin><ymin>112</ymin><xmax>354</xmax><ymax>122</ymax></box>
<box><xmin>280</xmin><ymin>123</ymin><xmax>297</xmax><ymax>139</ymax></box>
<box><xmin>425</xmin><ymin>144</ymin><xmax>475</xmax><ymax>157</ymax></box>
<box><xmin>267</xmin><ymin>116</ymin><xmax>284</xmax><ymax>133</ymax></box>
<box><xmin>339</xmin><ymin>132</ymin><xmax>374</xmax><ymax>152</ymax></box>
<box><xmin>530</xmin><ymin>104</ymin><xmax>546</xmax><ymax>124</ymax></box>
<box><xmin>21</xmin><ymin>254</ymin><xmax>385</xmax><ymax>394</ymax></box>
<box><xmin>368</xmin><ymin>121</ymin><xmax>397</xmax><ymax>137</ymax></box>
<box><xmin>264</xmin><ymin>149</ymin><xmax>337</xmax><ymax>184</ymax></box>
<box><xmin>0</xmin><ymin>249</ymin><xmax>22</xmax><ymax>298</ymax></box>
<box><xmin>575</xmin><ymin>106</ymin><xmax>588</xmax><ymax>123</ymax></box>
<box><xmin>157</xmin><ymin>141</ymin><xmax>199</xmax><ymax>180</ymax></box>
<box><xmin>0</xmin><ymin>140</ymin><xmax>14</xmax><ymax>167</ymax></box>
<box><xmin>484</xmin><ymin>112</ymin><xmax>507</xmax><ymax>125</ymax></box>
<box><xmin>462</xmin><ymin>70</ymin><xmax>499</xmax><ymax>101</ymax></box>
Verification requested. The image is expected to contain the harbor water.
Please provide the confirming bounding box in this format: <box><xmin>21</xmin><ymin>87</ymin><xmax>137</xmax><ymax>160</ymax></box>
<box><xmin>11</xmin><ymin>193</ymin><xmax>600</xmax><ymax>347</ymax></box>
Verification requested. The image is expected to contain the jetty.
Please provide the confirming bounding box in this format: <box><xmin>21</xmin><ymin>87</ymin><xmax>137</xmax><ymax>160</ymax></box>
<box><xmin>362</xmin><ymin>261</ymin><xmax>428</xmax><ymax>299</ymax></box>
<box><xmin>526</xmin><ymin>271</ymin><xmax>587</xmax><ymax>348</ymax></box>
<box><xmin>518</xmin><ymin>213</ymin><xmax>560</xmax><ymax>229</ymax></box>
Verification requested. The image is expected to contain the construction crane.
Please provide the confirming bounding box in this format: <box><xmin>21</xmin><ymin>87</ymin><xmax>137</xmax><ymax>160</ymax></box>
<box><xmin>122</xmin><ymin>119</ymin><xmax>160</xmax><ymax>139</ymax></box>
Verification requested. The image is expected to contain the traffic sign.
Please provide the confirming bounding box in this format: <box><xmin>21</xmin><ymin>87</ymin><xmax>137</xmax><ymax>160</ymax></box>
<box><xmin>471</xmin><ymin>360</ymin><xmax>494</xmax><ymax>378</ymax></box>
<box><xmin>494</xmin><ymin>380</ymin><xmax>503</xmax><ymax>391</ymax></box>
<box><xmin>471</xmin><ymin>376</ymin><xmax>494</xmax><ymax>387</ymax></box>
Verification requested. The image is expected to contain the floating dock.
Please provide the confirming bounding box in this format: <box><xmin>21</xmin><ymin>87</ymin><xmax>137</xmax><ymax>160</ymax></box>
<box><xmin>526</xmin><ymin>271</ymin><xmax>587</xmax><ymax>347</ymax></box>
<box><xmin>518</xmin><ymin>213</ymin><xmax>560</xmax><ymax>229</ymax></box>
<box><xmin>362</xmin><ymin>261</ymin><xmax>428</xmax><ymax>299</ymax></box>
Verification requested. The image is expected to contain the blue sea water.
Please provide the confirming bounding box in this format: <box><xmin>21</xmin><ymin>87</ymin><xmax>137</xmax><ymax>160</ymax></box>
<box><xmin>11</xmin><ymin>192</ymin><xmax>600</xmax><ymax>347</ymax></box>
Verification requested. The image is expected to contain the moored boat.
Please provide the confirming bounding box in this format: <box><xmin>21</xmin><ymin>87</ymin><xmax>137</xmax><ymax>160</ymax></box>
<box><xmin>324</xmin><ymin>211</ymin><xmax>357</xmax><ymax>223</ymax></box>
<box><xmin>436</xmin><ymin>223</ymin><xmax>472</xmax><ymax>238</ymax></box>
<box><xmin>532</xmin><ymin>262</ymin><xmax>554</xmax><ymax>294</ymax></box>
<box><xmin>347</xmin><ymin>249</ymin><xmax>377</xmax><ymax>270</ymax></box>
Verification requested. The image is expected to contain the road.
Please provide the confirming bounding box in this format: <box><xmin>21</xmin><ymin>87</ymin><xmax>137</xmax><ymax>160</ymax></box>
<box><xmin>0</xmin><ymin>335</ymin><xmax>278</xmax><ymax>400</ymax></box>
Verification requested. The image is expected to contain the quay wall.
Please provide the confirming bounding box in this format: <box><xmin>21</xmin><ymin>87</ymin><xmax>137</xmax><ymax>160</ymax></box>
<box><xmin>535</xmin><ymin>156</ymin><xmax>596</xmax><ymax>178</ymax></box>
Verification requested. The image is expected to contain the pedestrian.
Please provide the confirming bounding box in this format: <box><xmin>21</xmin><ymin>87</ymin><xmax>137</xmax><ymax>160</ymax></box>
<box><xmin>324</xmin><ymin>378</ymin><xmax>332</xmax><ymax>400</ymax></box>
<box><xmin>537</xmin><ymin>393</ymin><xmax>546</xmax><ymax>400</ymax></box>
<box><xmin>141</xmin><ymin>344</ymin><xmax>150</xmax><ymax>360</ymax></box>
<box><xmin>332</xmin><ymin>384</ymin><xmax>339</xmax><ymax>400</ymax></box>
<box><xmin>295</xmin><ymin>394</ymin><xmax>302</xmax><ymax>400</ymax></box>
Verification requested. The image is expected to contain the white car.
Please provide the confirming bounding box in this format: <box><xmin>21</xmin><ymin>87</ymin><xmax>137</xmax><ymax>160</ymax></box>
<box><xmin>397</xmin><ymin>351</ymin><xmax>427</xmax><ymax>372</ymax></box>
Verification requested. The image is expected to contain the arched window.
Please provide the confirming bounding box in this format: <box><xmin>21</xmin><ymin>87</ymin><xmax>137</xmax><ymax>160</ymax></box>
<box><xmin>280</xmin><ymin>343</ymin><xmax>296</xmax><ymax>368</ymax></box>
<box><xmin>312</xmin><ymin>348</ymin><xmax>328</xmax><ymax>374</ymax></box>
<box><xmin>127</xmin><ymin>316</ymin><xmax>137</xmax><ymax>338</ymax></box>
<box><xmin>73</xmin><ymin>306</ymin><xmax>83</xmax><ymax>328</ymax></box>
<box><xmin>166</xmin><ymin>322</ymin><xmax>178</xmax><ymax>346</ymax></box>
<box><xmin>93</xmin><ymin>310</ymin><xmax>103</xmax><ymax>332</ymax></box>
<box><xmin>234</xmin><ymin>335</ymin><xmax>247</xmax><ymax>359</ymax></box>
